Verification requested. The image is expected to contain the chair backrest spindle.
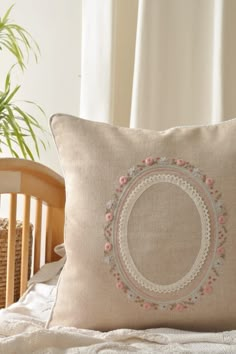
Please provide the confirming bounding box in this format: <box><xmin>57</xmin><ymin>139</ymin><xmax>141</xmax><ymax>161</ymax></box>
<box><xmin>33</xmin><ymin>199</ymin><xmax>42</xmax><ymax>274</ymax></box>
<box><xmin>6</xmin><ymin>194</ymin><xmax>17</xmax><ymax>306</ymax></box>
<box><xmin>46</xmin><ymin>206</ymin><xmax>53</xmax><ymax>263</ymax></box>
<box><xmin>20</xmin><ymin>195</ymin><xmax>31</xmax><ymax>295</ymax></box>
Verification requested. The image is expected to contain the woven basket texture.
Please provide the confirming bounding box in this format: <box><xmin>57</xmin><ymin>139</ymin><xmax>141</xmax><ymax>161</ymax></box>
<box><xmin>0</xmin><ymin>218</ymin><xmax>33</xmax><ymax>308</ymax></box>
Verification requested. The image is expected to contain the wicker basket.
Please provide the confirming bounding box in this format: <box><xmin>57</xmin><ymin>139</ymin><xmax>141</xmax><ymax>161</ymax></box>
<box><xmin>0</xmin><ymin>218</ymin><xmax>33</xmax><ymax>308</ymax></box>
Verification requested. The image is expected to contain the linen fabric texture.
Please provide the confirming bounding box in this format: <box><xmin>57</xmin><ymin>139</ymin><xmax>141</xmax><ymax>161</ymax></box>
<box><xmin>48</xmin><ymin>114</ymin><xmax>236</xmax><ymax>331</ymax></box>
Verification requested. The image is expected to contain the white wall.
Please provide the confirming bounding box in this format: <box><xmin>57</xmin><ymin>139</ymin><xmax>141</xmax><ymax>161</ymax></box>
<box><xmin>0</xmin><ymin>0</ymin><xmax>82</xmax><ymax>174</ymax></box>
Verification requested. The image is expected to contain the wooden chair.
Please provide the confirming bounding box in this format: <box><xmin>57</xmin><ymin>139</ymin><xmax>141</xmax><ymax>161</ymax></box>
<box><xmin>0</xmin><ymin>158</ymin><xmax>65</xmax><ymax>307</ymax></box>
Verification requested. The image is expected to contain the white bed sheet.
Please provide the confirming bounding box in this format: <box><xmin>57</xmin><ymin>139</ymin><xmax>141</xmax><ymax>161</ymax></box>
<box><xmin>0</xmin><ymin>259</ymin><xmax>236</xmax><ymax>354</ymax></box>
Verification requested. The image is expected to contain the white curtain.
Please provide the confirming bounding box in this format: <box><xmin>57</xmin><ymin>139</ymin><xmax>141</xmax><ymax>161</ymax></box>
<box><xmin>80</xmin><ymin>0</ymin><xmax>236</xmax><ymax>130</ymax></box>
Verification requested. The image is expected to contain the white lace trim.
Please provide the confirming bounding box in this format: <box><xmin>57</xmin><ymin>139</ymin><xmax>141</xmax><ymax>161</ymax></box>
<box><xmin>118</xmin><ymin>174</ymin><xmax>211</xmax><ymax>294</ymax></box>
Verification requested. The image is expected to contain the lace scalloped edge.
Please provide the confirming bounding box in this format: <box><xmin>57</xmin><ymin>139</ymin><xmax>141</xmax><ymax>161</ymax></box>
<box><xmin>118</xmin><ymin>174</ymin><xmax>211</xmax><ymax>293</ymax></box>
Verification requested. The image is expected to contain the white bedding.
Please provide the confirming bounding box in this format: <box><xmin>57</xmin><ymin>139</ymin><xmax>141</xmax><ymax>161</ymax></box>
<box><xmin>0</xmin><ymin>259</ymin><xmax>236</xmax><ymax>353</ymax></box>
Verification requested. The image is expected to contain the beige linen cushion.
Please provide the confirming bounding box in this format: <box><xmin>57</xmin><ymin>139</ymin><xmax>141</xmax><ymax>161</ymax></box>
<box><xmin>48</xmin><ymin>114</ymin><xmax>236</xmax><ymax>331</ymax></box>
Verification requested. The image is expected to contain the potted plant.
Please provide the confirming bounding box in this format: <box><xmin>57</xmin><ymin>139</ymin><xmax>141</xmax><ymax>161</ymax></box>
<box><xmin>0</xmin><ymin>5</ymin><xmax>46</xmax><ymax>160</ymax></box>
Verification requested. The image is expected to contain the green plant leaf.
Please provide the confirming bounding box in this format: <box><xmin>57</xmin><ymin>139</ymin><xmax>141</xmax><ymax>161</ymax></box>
<box><xmin>4</xmin><ymin>85</ymin><xmax>20</xmax><ymax>105</ymax></box>
<box><xmin>0</xmin><ymin>5</ymin><xmax>47</xmax><ymax>160</ymax></box>
<box><xmin>2</xmin><ymin>121</ymin><xmax>20</xmax><ymax>158</ymax></box>
<box><xmin>0</xmin><ymin>5</ymin><xmax>39</xmax><ymax>69</ymax></box>
<box><xmin>13</xmin><ymin>106</ymin><xmax>40</xmax><ymax>157</ymax></box>
<box><xmin>4</xmin><ymin>106</ymin><xmax>27</xmax><ymax>158</ymax></box>
<box><xmin>1</xmin><ymin>4</ymin><xmax>14</xmax><ymax>24</ymax></box>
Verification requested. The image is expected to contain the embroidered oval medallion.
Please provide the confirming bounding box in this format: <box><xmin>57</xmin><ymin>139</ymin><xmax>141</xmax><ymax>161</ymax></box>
<box><xmin>104</xmin><ymin>157</ymin><xmax>227</xmax><ymax>311</ymax></box>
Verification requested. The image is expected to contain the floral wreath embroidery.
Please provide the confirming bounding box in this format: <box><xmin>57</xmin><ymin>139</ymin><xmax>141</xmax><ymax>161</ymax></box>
<box><xmin>103</xmin><ymin>157</ymin><xmax>227</xmax><ymax>312</ymax></box>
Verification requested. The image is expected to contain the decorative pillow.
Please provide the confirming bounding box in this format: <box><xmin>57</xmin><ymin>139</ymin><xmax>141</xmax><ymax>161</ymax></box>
<box><xmin>48</xmin><ymin>114</ymin><xmax>236</xmax><ymax>331</ymax></box>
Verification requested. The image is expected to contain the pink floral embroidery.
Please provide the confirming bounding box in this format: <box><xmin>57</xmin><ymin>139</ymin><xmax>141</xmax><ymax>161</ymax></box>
<box><xmin>218</xmin><ymin>215</ymin><xmax>225</xmax><ymax>224</ymax></box>
<box><xmin>104</xmin><ymin>156</ymin><xmax>227</xmax><ymax>312</ymax></box>
<box><xmin>175</xmin><ymin>303</ymin><xmax>185</xmax><ymax>312</ymax></box>
<box><xmin>143</xmin><ymin>302</ymin><xmax>152</xmax><ymax>310</ymax></box>
<box><xmin>116</xmin><ymin>281</ymin><xmax>125</xmax><ymax>290</ymax></box>
<box><xmin>104</xmin><ymin>242</ymin><xmax>112</xmax><ymax>252</ymax></box>
<box><xmin>105</xmin><ymin>212</ymin><xmax>113</xmax><ymax>222</ymax></box>
<box><xmin>203</xmin><ymin>284</ymin><xmax>213</xmax><ymax>295</ymax></box>
<box><xmin>176</xmin><ymin>159</ymin><xmax>186</xmax><ymax>166</ymax></box>
<box><xmin>205</xmin><ymin>177</ymin><xmax>214</xmax><ymax>187</ymax></box>
<box><xmin>145</xmin><ymin>157</ymin><xmax>154</xmax><ymax>166</ymax></box>
<box><xmin>217</xmin><ymin>246</ymin><xmax>225</xmax><ymax>256</ymax></box>
<box><xmin>119</xmin><ymin>176</ymin><xmax>128</xmax><ymax>185</ymax></box>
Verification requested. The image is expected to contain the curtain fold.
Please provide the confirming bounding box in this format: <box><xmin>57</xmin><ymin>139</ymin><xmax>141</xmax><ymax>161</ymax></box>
<box><xmin>80</xmin><ymin>0</ymin><xmax>236</xmax><ymax>130</ymax></box>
